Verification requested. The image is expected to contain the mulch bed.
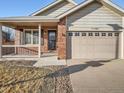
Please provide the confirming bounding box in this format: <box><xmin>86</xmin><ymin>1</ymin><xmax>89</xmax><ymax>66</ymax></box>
<box><xmin>0</xmin><ymin>60</ymin><xmax>37</xmax><ymax>67</ymax></box>
<box><xmin>0</xmin><ymin>61</ymin><xmax>73</xmax><ymax>93</ymax></box>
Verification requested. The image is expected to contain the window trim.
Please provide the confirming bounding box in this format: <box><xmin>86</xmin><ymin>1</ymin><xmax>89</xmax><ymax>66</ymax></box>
<box><xmin>24</xmin><ymin>29</ymin><xmax>39</xmax><ymax>45</ymax></box>
<box><xmin>95</xmin><ymin>33</ymin><xmax>99</xmax><ymax>36</ymax></box>
<box><xmin>68</xmin><ymin>32</ymin><xmax>73</xmax><ymax>36</ymax></box>
<box><xmin>75</xmin><ymin>32</ymin><xmax>80</xmax><ymax>36</ymax></box>
<box><xmin>82</xmin><ymin>33</ymin><xmax>86</xmax><ymax>36</ymax></box>
<box><xmin>115</xmin><ymin>33</ymin><xmax>119</xmax><ymax>36</ymax></box>
<box><xmin>108</xmin><ymin>33</ymin><xmax>113</xmax><ymax>36</ymax></box>
<box><xmin>101</xmin><ymin>33</ymin><xmax>106</xmax><ymax>36</ymax></box>
<box><xmin>88</xmin><ymin>33</ymin><xmax>93</xmax><ymax>36</ymax></box>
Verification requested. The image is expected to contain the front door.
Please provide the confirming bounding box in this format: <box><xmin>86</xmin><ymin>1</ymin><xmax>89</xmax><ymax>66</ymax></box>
<box><xmin>48</xmin><ymin>30</ymin><xmax>56</xmax><ymax>50</ymax></box>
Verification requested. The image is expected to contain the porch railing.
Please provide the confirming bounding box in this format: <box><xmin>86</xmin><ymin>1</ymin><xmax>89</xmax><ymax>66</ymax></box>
<box><xmin>2</xmin><ymin>45</ymin><xmax>39</xmax><ymax>58</ymax></box>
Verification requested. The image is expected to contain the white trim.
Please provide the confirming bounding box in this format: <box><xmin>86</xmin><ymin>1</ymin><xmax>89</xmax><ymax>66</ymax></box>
<box><xmin>30</xmin><ymin>0</ymin><xmax>77</xmax><ymax>16</ymax></box>
<box><xmin>0</xmin><ymin>16</ymin><xmax>59</xmax><ymax>22</ymax></box>
<box><xmin>38</xmin><ymin>24</ymin><xmax>41</xmax><ymax>58</ymax></box>
<box><xmin>2</xmin><ymin>45</ymin><xmax>39</xmax><ymax>47</ymax></box>
<box><xmin>121</xmin><ymin>17</ymin><xmax>124</xmax><ymax>59</ymax></box>
<box><xmin>24</xmin><ymin>29</ymin><xmax>38</xmax><ymax>31</ymax></box>
<box><xmin>31</xmin><ymin>30</ymin><xmax>33</xmax><ymax>44</ymax></box>
<box><xmin>57</xmin><ymin>0</ymin><xmax>94</xmax><ymax>18</ymax></box>
<box><xmin>68</xmin><ymin>0</ymin><xmax>77</xmax><ymax>5</ymax></box>
<box><xmin>23</xmin><ymin>29</ymin><xmax>39</xmax><ymax>45</ymax></box>
<box><xmin>100</xmin><ymin>0</ymin><xmax>124</xmax><ymax>14</ymax></box>
<box><xmin>57</xmin><ymin>0</ymin><xmax>124</xmax><ymax>19</ymax></box>
<box><xmin>120</xmin><ymin>31</ymin><xmax>124</xmax><ymax>59</ymax></box>
<box><xmin>0</xmin><ymin>24</ymin><xmax>2</xmax><ymax>58</ymax></box>
<box><xmin>48</xmin><ymin>29</ymin><xmax>57</xmax><ymax>31</ymax></box>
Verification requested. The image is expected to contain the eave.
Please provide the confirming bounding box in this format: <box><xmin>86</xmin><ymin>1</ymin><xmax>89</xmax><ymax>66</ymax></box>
<box><xmin>57</xmin><ymin>0</ymin><xmax>124</xmax><ymax>19</ymax></box>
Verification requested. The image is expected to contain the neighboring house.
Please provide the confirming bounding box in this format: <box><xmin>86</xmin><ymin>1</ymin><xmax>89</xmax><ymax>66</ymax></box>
<box><xmin>0</xmin><ymin>0</ymin><xmax>124</xmax><ymax>59</ymax></box>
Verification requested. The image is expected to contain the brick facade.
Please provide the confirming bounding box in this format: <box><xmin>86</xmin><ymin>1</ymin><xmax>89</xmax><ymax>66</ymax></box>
<box><xmin>57</xmin><ymin>17</ymin><xmax>67</xmax><ymax>59</ymax></box>
<box><xmin>3</xmin><ymin>23</ymin><xmax>67</xmax><ymax>59</ymax></box>
<box><xmin>14</xmin><ymin>26</ymin><xmax>57</xmax><ymax>55</ymax></box>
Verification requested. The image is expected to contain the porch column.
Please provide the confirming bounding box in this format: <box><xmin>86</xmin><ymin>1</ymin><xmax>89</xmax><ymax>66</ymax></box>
<box><xmin>0</xmin><ymin>24</ymin><xmax>2</xmax><ymax>58</ymax></box>
<box><xmin>120</xmin><ymin>31</ymin><xmax>124</xmax><ymax>59</ymax></box>
<box><xmin>38</xmin><ymin>24</ymin><xmax>41</xmax><ymax>58</ymax></box>
<box><xmin>121</xmin><ymin>17</ymin><xmax>124</xmax><ymax>59</ymax></box>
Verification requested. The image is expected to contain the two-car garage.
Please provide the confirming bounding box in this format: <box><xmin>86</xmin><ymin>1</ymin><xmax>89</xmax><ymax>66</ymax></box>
<box><xmin>65</xmin><ymin>1</ymin><xmax>123</xmax><ymax>60</ymax></box>
<box><xmin>67</xmin><ymin>32</ymin><xmax>120</xmax><ymax>59</ymax></box>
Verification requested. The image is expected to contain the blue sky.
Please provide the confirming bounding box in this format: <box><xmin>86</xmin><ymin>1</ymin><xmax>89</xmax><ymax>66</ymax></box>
<box><xmin>0</xmin><ymin>0</ymin><xmax>124</xmax><ymax>17</ymax></box>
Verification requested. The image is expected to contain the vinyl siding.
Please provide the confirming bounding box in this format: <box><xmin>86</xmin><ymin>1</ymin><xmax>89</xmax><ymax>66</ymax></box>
<box><xmin>67</xmin><ymin>2</ymin><xmax>122</xmax><ymax>31</ymax></box>
<box><xmin>36</xmin><ymin>1</ymin><xmax>75</xmax><ymax>17</ymax></box>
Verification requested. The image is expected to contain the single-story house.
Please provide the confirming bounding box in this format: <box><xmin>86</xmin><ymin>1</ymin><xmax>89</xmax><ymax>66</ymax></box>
<box><xmin>0</xmin><ymin>0</ymin><xmax>124</xmax><ymax>59</ymax></box>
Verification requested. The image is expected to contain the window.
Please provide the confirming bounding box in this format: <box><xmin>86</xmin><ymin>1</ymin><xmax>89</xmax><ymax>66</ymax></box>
<box><xmin>108</xmin><ymin>33</ymin><xmax>113</xmax><ymax>36</ymax></box>
<box><xmin>95</xmin><ymin>33</ymin><xmax>99</xmax><ymax>36</ymax></box>
<box><xmin>88</xmin><ymin>33</ymin><xmax>93</xmax><ymax>36</ymax></box>
<box><xmin>82</xmin><ymin>33</ymin><xmax>86</xmax><ymax>36</ymax></box>
<box><xmin>115</xmin><ymin>33</ymin><xmax>119</xmax><ymax>36</ymax></box>
<box><xmin>102</xmin><ymin>33</ymin><xmax>106</xmax><ymax>36</ymax></box>
<box><xmin>68</xmin><ymin>32</ymin><xmax>73</xmax><ymax>36</ymax></box>
<box><xmin>33</xmin><ymin>31</ymin><xmax>39</xmax><ymax>44</ymax></box>
<box><xmin>75</xmin><ymin>32</ymin><xmax>80</xmax><ymax>36</ymax></box>
<box><xmin>24</xmin><ymin>29</ymin><xmax>44</xmax><ymax>45</ymax></box>
<box><xmin>25</xmin><ymin>31</ymin><xmax>31</xmax><ymax>44</ymax></box>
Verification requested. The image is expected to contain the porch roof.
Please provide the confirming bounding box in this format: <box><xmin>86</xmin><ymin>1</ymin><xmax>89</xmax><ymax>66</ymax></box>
<box><xmin>0</xmin><ymin>16</ymin><xmax>59</xmax><ymax>22</ymax></box>
<box><xmin>0</xmin><ymin>16</ymin><xmax>60</xmax><ymax>27</ymax></box>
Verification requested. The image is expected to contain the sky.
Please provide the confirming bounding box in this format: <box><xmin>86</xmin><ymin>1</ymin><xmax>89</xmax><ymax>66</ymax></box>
<box><xmin>0</xmin><ymin>0</ymin><xmax>124</xmax><ymax>17</ymax></box>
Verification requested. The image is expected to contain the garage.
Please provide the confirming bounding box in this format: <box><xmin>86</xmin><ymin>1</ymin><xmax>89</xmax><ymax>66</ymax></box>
<box><xmin>67</xmin><ymin>32</ymin><xmax>120</xmax><ymax>59</ymax></box>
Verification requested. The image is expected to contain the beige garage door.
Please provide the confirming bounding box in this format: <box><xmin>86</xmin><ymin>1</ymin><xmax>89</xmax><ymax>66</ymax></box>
<box><xmin>67</xmin><ymin>32</ymin><xmax>119</xmax><ymax>59</ymax></box>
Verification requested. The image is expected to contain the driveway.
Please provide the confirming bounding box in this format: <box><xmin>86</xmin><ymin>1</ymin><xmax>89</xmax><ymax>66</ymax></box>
<box><xmin>67</xmin><ymin>59</ymin><xmax>124</xmax><ymax>93</ymax></box>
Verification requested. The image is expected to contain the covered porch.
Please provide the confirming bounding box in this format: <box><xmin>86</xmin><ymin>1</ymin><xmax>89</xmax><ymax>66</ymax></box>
<box><xmin>0</xmin><ymin>16</ymin><xmax>65</xmax><ymax>59</ymax></box>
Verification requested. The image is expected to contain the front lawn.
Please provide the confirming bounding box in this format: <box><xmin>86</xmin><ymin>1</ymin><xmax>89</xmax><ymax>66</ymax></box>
<box><xmin>0</xmin><ymin>61</ymin><xmax>73</xmax><ymax>93</ymax></box>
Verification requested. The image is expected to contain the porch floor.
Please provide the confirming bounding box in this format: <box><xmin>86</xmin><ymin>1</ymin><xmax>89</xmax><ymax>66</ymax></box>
<box><xmin>0</xmin><ymin>53</ymin><xmax>67</xmax><ymax>66</ymax></box>
<box><xmin>2</xmin><ymin>52</ymin><xmax>56</xmax><ymax>57</ymax></box>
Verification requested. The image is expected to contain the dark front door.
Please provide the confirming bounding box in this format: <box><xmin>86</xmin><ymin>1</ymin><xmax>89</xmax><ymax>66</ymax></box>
<box><xmin>48</xmin><ymin>30</ymin><xmax>56</xmax><ymax>50</ymax></box>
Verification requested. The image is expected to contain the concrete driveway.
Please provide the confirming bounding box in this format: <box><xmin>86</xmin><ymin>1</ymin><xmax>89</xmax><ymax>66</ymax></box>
<box><xmin>67</xmin><ymin>59</ymin><xmax>124</xmax><ymax>93</ymax></box>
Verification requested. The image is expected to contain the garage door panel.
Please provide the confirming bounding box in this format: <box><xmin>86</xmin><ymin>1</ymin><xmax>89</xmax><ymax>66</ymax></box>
<box><xmin>72</xmin><ymin>36</ymin><xmax>80</xmax><ymax>58</ymax></box>
<box><xmin>67</xmin><ymin>32</ymin><xmax>119</xmax><ymax>59</ymax></box>
<box><xmin>80</xmin><ymin>41</ymin><xmax>88</xmax><ymax>58</ymax></box>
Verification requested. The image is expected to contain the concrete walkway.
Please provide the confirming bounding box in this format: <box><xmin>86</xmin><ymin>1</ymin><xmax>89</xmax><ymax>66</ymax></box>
<box><xmin>67</xmin><ymin>59</ymin><xmax>124</xmax><ymax>93</ymax></box>
<box><xmin>34</xmin><ymin>56</ymin><xmax>66</xmax><ymax>67</ymax></box>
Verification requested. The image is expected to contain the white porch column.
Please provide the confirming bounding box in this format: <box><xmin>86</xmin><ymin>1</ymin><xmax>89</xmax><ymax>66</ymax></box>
<box><xmin>38</xmin><ymin>24</ymin><xmax>41</xmax><ymax>58</ymax></box>
<box><xmin>121</xmin><ymin>17</ymin><xmax>124</xmax><ymax>59</ymax></box>
<box><xmin>120</xmin><ymin>31</ymin><xmax>124</xmax><ymax>59</ymax></box>
<box><xmin>0</xmin><ymin>24</ymin><xmax>2</xmax><ymax>58</ymax></box>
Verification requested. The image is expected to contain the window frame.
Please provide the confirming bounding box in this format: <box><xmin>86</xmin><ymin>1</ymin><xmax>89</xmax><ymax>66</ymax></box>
<box><xmin>95</xmin><ymin>33</ymin><xmax>99</xmax><ymax>36</ymax></box>
<box><xmin>33</xmin><ymin>30</ymin><xmax>39</xmax><ymax>44</ymax></box>
<box><xmin>108</xmin><ymin>33</ymin><xmax>113</xmax><ymax>36</ymax></box>
<box><xmin>101</xmin><ymin>33</ymin><xmax>106</xmax><ymax>36</ymax></box>
<box><xmin>23</xmin><ymin>29</ymin><xmax>41</xmax><ymax>45</ymax></box>
<box><xmin>88</xmin><ymin>33</ymin><xmax>93</xmax><ymax>36</ymax></box>
<box><xmin>115</xmin><ymin>33</ymin><xmax>119</xmax><ymax>36</ymax></box>
<box><xmin>82</xmin><ymin>33</ymin><xmax>86</xmax><ymax>36</ymax></box>
<box><xmin>68</xmin><ymin>32</ymin><xmax>73</xmax><ymax>36</ymax></box>
<box><xmin>75</xmin><ymin>32</ymin><xmax>80</xmax><ymax>36</ymax></box>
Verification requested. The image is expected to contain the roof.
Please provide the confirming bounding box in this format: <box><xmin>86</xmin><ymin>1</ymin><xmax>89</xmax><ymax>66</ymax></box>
<box><xmin>0</xmin><ymin>16</ymin><xmax>59</xmax><ymax>22</ymax></box>
<box><xmin>30</xmin><ymin>0</ymin><xmax>77</xmax><ymax>16</ymax></box>
<box><xmin>57</xmin><ymin>0</ymin><xmax>124</xmax><ymax>19</ymax></box>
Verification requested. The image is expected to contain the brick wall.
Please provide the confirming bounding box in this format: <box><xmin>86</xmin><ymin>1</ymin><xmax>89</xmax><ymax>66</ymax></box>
<box><xmin>57</xmin><ymin>17</ymin><xmax>67</xmax><ymax>59</ymax></box>
<box><xmin>14</xmin><ymin>26</ymin><xmax>57</xmax><ymax>55</ymax></box>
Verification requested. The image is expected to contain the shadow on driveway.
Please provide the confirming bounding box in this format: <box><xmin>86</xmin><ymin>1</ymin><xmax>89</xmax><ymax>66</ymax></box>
<box><xmin>47</xmin><ymin>60</ymin><xmax>113</xmax><ymax>78</ymax></box>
